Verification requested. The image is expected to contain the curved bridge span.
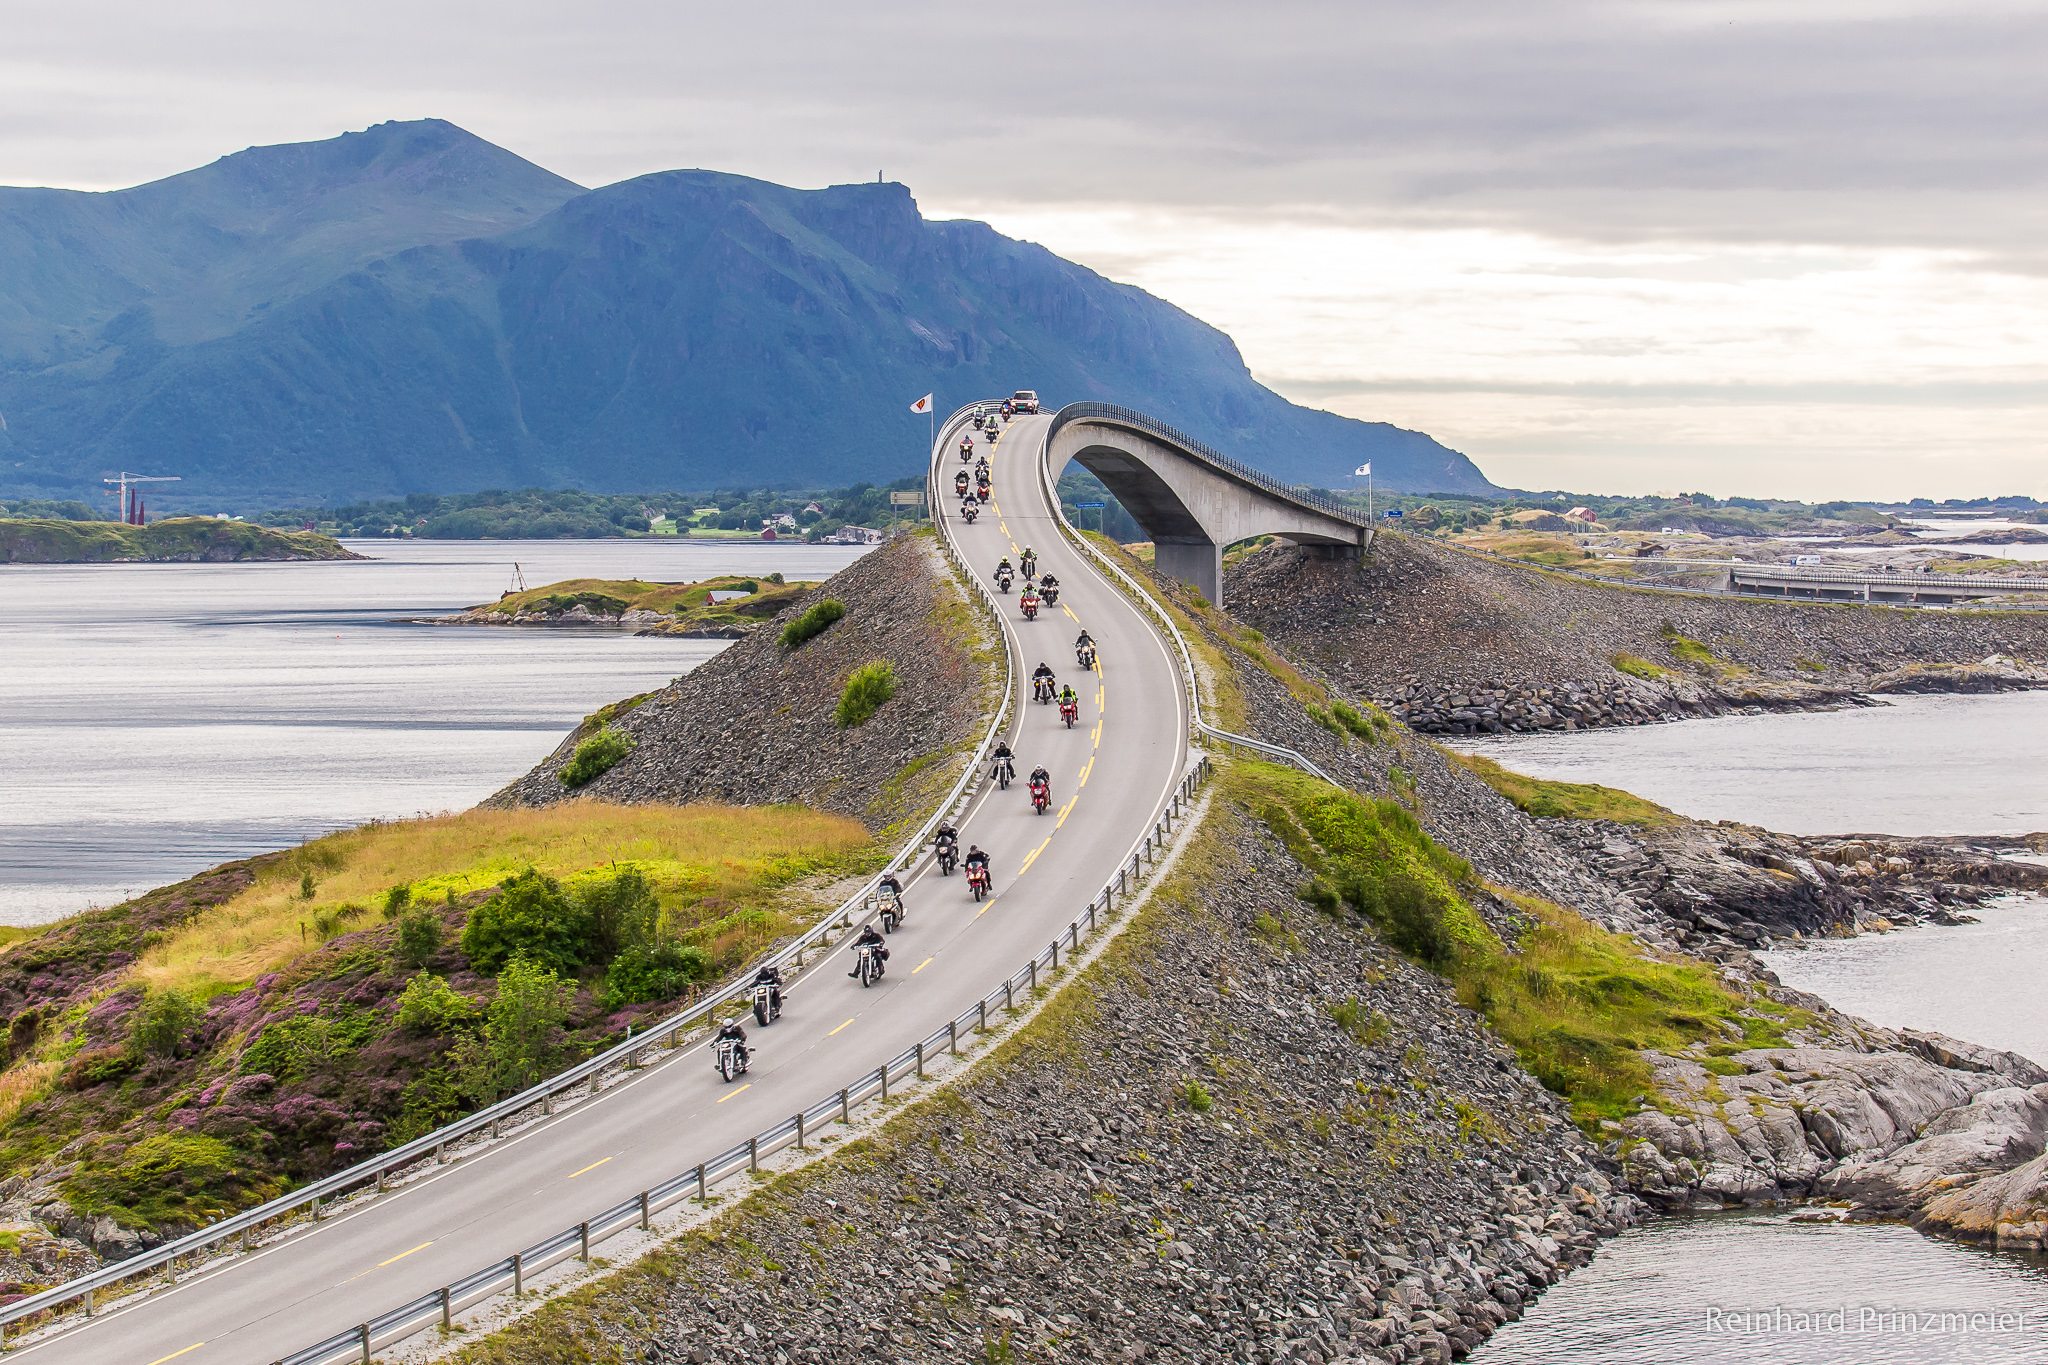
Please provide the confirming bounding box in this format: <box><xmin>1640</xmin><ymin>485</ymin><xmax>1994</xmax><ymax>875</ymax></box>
<box><xmin>1047</xmin><ymin>402</ymin><xmax>1373</xmax><ymax>606</ymax></box>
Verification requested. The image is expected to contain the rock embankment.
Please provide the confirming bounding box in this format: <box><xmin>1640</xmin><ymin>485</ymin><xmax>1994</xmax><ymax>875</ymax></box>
<box><xmin>426</xmin><ymin>574</ymin><xmax>812</xmax><ymax>638</ymax></box>
<box><xmin>490</xmin><ymin>534</ymin><xmax>996</xmax><ymax>833</ymax></box>
<box><xmin>1226</xmin><ymin>535</ymin><xmax>2048</xmax><ymax>734</ymax></box>
<box><xmin>457</xmin><ymin>791</ymin><xmax>1639</xmax><ymax>1365</ymax></box>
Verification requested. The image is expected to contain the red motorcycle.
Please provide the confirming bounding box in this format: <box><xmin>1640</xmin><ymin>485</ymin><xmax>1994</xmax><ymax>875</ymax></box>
<box><xmin>966</xmin><ymin>863</ymin><xmax>991</xmax><ymax>901</ymax></box>
<box><xmin>976</xmin><ymin>485</ymin><xmax>990</xmax><ymax>503</ymax></box>
<box><xmin>1059</xmin><ymin>697</ymin><xmax>1079</xmax><ymax>729</ymax></box>
<box><xmin>1019</xmin><ymin>592</ymin><xmax>1040</xmax><ymax>620</ymax></box>
<box><xmin>1029</xmin><ymin>778</ymin><xmax>1050</xmax><ymax>815</ymax></box>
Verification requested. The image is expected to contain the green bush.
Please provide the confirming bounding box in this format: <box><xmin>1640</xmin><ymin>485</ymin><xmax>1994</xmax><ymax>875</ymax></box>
<box><xmin>458</xmin><ymin>958</ymin><xmax>577</xmax><ymax>1100</ymax></box>
<box><xmin>65</xmin><ymin>1132</ymin><xmax>283</xmax><ymax>1232</ymax></box>
<box><xmin>240</xmin><ymin>1008</ymin><xmax>385</xmax><ymax>1080</ymax></box>
<box><xmin>578</xmin><ymin>866</ymin><xmax>661</xmax><ymax>964</ymax></box>
<box><xmin>560</xmin><ymin>726</ymin><xmax>632</xmax><ymax>789</ymax></box>
<box><xmin>780</xmin><ymin>597</ymin><xmax>845</xmax><ymax>648</ymax></box>
<box><xmin>128</xmin><ymin>988</ymin><xmax>201</xmax><ymax>1062</ymax></box>
<box><xmin>836</xmin><ymin>661</ymin><xmax>897</xmax><ymax>728</ymax></box>
<box><xmin>396</xmin><ymin>908</ymin><xmax>443</xmax><ymax>968</ymax></box>
<box><xmin>395</xmin><ymin>972</ymin><xmax>479</xmax><ymax>1034</ymax></box>
<box><xmin>382</xmin><ymin>884</ymin><xmax>413</xmax><ymax>920</ymax></box>
<box><xmin>460</xmin><ymin>868</ymin><xmax>592</xmax><ymax>975</ymax></box>
<box><xmin>601</xmin><ymin>942</ymin><xmax>713</xmax><ymax>1010</ymax></box>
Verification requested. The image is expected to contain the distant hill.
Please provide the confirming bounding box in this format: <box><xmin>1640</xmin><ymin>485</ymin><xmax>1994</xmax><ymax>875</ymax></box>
<box><xmin>0</xmin><ymin>516</ymin><xmax>358</xmax><ymax>563</ymax></box>
<box><xmin>0</xmin><ymin>122</ymin><xmax>1498</xmax><ymax>506</ymax></box>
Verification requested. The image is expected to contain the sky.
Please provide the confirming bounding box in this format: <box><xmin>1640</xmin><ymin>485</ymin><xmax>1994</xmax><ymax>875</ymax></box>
<box><xmin>4</xmin><ymin>0</ymin><xmax>2043</xmax><ymax>500</ymax></box>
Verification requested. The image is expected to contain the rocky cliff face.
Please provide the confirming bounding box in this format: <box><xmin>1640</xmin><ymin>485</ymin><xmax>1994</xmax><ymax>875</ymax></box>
<box><xmin>1227</xmin><ymin>537</ymin><xmax>2048</xmax><ymax>735</ymax></box>
<box><xmin>490</xmin><ymin>534</ymin><xmax>996</xmax><ymax>834</ymax></box>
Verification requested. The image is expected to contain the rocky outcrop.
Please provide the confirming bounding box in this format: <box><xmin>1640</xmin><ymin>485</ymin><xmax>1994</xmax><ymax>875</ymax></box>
<box><xmin>455</xmin><ymin>792</ymin><xmax>1638</xmax><ymax>1365</ymax></box>
<box><xmin>1226</xmin><ymin>536</ymin><xmax>2048</xmax><ymax>735</ymax></box>
<box><xmin>489</xmin><ymin>533</ymin><xmax>997</xmax><ymax>833</ymax></box>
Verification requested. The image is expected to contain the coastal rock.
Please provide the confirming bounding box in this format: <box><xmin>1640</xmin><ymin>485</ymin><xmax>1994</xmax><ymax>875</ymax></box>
<box><xmin>1819</xmin><ymin>1085</ymin><xmax>2048</xmax><ymax>1212</ymax></box>
<box><xmin>1919</xmin><ymin>1151</ymin><xmax>2048</xmax><ymax>1249</ymax></box>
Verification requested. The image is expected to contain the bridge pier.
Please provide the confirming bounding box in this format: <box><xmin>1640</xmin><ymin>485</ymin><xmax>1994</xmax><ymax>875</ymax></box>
<box><xmin>1155</xmin><ymin>540</ymin><xmax>1222</xmax><ymax>606</ymax></box>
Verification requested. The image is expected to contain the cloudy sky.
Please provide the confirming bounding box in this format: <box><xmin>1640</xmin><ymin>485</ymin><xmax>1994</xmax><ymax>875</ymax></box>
<box><xmin>6</xmin><ymin>0</ymin><xmax>2043</xmax><ymax>499</ymax></box>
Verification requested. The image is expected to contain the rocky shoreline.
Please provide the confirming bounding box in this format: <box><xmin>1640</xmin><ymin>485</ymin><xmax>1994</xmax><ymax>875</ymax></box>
<box><xmin>421</xmin><ymin>602</ymin><xmax>752</xmax><ymax>638</ymax></box>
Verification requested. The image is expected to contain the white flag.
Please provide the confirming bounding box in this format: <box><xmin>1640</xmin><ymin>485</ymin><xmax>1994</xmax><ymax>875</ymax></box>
<box><xmin>1354</xmin><ymin>463</ymin><xmax>1372</xmax><ymax>477</ymax></box>
<box><xmin>909</xmin><ymin>393</ymin><xmax>933</xmax><ymax>414</ymax></box>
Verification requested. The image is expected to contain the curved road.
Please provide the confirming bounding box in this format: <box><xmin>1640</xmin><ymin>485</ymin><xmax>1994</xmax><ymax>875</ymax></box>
<box><xmin>24</xmin><ymin>410</ymin><xmax>1191</xmax><ymax>1364</ymax></box>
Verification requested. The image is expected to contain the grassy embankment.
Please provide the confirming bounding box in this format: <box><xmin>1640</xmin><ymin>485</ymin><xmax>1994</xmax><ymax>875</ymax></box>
<box><xmin>479</xmin><ymin>575</ymin><xmax>813</xmax><ymax>631</ymax></box>
<box><xmin>1450</xmin><ymin>754</ymin><xmax>1679</xmax><ymax>828</ymax></box>
<box><xmin>0</xmin><ymin>517</ymin><xmax>356</xmax><ymax>564</ymax></box>
<box><xmin>1235</xmin><ymin>761</ymin><xmax>1804</xmax><ymax>1126</ymax></box>
<box><xmin>0</xmin><ymin>803</ymin><xmax>873</xmax><ymax>1240</ymax></box>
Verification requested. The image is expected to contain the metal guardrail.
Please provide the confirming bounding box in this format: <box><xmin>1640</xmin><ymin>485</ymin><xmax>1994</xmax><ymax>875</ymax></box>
<box><xmin>1047</xmin><ymin>401</ymin><xmax>1373</xmax><ymax>531</ymax></box>
<box><xmin>1036</xmin><ymin>405</ymin><xmax>1341</xmax><ymax>786</ymax></box>
<box><xmin>1726</xmin><ymin>565</ymin><xmax>2048</xmax><ymax>592</ymax></box>
<box><xmin>0</xmin><ymin>406</ymin><xmax>1019</xmax><ymax>1342</ymax></box>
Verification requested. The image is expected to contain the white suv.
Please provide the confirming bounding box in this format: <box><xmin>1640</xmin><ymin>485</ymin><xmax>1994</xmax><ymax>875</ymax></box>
<box><xmin>1011</xmin><ymin>389</ymin><xmax>1040</xmax><ymax>413</ymax></box>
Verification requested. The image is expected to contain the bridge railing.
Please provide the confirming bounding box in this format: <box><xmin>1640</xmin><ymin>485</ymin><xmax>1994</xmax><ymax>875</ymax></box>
<box><xmin>0</xmin><ymin>404</ymin><xmax>1019</xmax><ymax>1344</ymax></box>
<box><xmin>1047</xmin><ymin>401</ymin><xmax>1373</xmax><ymax>531</ymax></box>
<box><xmin>1728</xmin><ymin>565</ymin><xmax>2048</xmax><ymax>591</ymax></box>
<box><xmin>1038</xmin><ymin>406</ymin><xmax>1341</xmax><ymax>786</ymax></box>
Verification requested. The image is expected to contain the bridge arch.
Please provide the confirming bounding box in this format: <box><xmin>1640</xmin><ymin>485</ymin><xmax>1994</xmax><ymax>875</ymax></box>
<box><xmin>1045</xmin><ymin>404</ymin><xmax>1371</xmax><ymax>607</ymax></box>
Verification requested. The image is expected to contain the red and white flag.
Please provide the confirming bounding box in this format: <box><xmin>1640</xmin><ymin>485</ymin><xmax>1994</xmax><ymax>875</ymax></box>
<box><xmin>908</xmin><ymin>393</ymin><xmax>933</xmax><ymax>414</ymax></box>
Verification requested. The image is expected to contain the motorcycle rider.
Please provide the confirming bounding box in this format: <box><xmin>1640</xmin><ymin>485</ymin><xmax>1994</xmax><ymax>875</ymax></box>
<box><xmin>963</xmin><ymin>844</ymin><xmax>992</xmax><ymax>887</ymax></box>
<box><xmin>1019</xmin><ymin>586</ymin><xmax>1041</xmax><ymax>617</ymax></box>
<box><xmin>1058</xmin><ymin>683</ymin><xmax>1080</xmax><ymax>719</ymax></box>
<box><xmin>847</xmin><ymin>921</ymin><xmax>890</xmax><ymax>976</ymax></box>
<box><xmin>878</xmin><ymin>869</ymin><xmax>905</xmax><ymax>912</ymax></box>
<box><xmin>751</xmin><ymin>963</ymin><xmax>783</xmax><ymax>1016</ymax></box>
<box><xmin>990</xmin><ymin>740</ymin><xmax>1016</xmax><ymax>783</ymax></box>
<box><xmin>1028</xmin><ymin>764</ymin><xmax>1051</xmax><ymax>807</ymax></box>
<box><xmin>1020</xmin><ymin>547</ymin><xmax>1037</xmax><ymax>578</ymax></box>
<box><xmin>1031</xmin><ymin>660</ymin><xmax>1056</xmax><ymax>702</ymax></box>
<box><xmin>715</xmin><ymin>1017</ymin><xmax>750</xmax><ymax>1067</ymax></box>
<box><xmin>1075</xmin><ymin>628</ymin><xmax>1094</xmax><ymax>652</ymax></box>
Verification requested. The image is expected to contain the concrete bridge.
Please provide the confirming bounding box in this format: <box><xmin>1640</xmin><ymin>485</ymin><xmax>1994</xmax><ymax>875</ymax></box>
<box><xmin>1724</xmin><ymin>563</ymin><xmax>2048</xmax><ymax>603</ymax></box>
<box><xmin>1045</xmin><ymin>403</ymin><xmax>1373</xmax><ymax>607</ymax></box>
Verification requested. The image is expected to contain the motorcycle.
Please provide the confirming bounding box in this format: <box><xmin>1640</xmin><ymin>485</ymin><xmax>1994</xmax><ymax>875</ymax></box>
<box><xmin>1076</xmin><ymin>643</ymin><xmax>1097</xmax><ymax>670</ymax></box>
<box><xmin>1032</xmin><ymin>676</ymin><xmax>1054</xmax><ymax>705</ymax></box>
<box><xmin>753</xmin><ymin>982</ymin><xmax>780</xmax><ymax>1028</ymax></box>
<box><xmin>1041</xmin><ymin>583</ymin><xmax>1060</xmax><ymax>607</ymax></box>
<box><xmin>962</xmin><ymin>503</ymin><xmax>979</xmax><ymax>524</ymax></box>
<box><xmin>966</xmin><ymin>863</ymin><xmax>991</xmax><ymax>902</ymax></box>
<box><xmin>954</xmin><ymin>473</ymin><xmax>970</xmax><ymax>497</ymax></box>
<box><xmin>992</xmin><ymin>755</ymin><xmax>1015</xmax><ymax>789</ymax></box>
<box><xmin>1020</xmin><ymin>555</ymin><xmax>1037</xmax><ymax>579</ymax></box>
<box><xmin>1060</xmin><ymin>697</ymin><xmax>1079</xmax><ymax>729</ymax></box>
<box><xmin>959</xmin><ymin>442</ymin><xmax>974</xmax><ymax>463</ymax></box>
<box><xmin>976</xmin><ymin>486</ymin><xmax>990</xmax><ymax>504</ymax></box>
<box><xmin>995</xmin><ymin>567</ymin><xmax>1014</xmax><ymax>593</ymax></box>
<box><xmin>936</xmin><ymin>841</ymin><xmax>959</xmax><ymax>876</ymax></box>
<box><xmin>879</xmin><ymin>888</ymin><xmax>905</xmax><ymax>933</ymax></box>
<box><xmin>1030</xmin><ymin>779</ymin><xmax>1050</xmax><ymax>815</ymax></box>
<box><xmin>715</xmin><ymin>1037</ymin><xmax>749</xmax><ymax>1083</ymax></box>
<box><xmin>1020</xmin><ymin>594</ymin><xmax>1039</xmax><ymax>621</ymax></box>
<box><xmin>855</xmin><ymin>940</ymin><xmax>886</xmax><ymax>987</ymax></box>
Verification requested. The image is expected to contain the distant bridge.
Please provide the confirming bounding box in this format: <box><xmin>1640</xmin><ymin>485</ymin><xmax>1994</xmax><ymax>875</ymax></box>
<box><xmin>1045</xmin><ymin>403</ymin><xmax>1372</xmax><ymax>607</ymax></box>
<box><xmin>1723</xmin><ymin>563</ymin><xmax>2048</xmax><ymax>603</ymax></box>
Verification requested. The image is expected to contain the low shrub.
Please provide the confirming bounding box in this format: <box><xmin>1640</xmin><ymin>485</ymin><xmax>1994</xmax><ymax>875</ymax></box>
<box><xmin>460</xmin><ymin>869</ymin><xmax>591</xmax><ymax>976</ymax></box>
<box><xmin>1610</xmin><ymin>652</ymin><xmax>1669</xmax><ymax>681</ymax></box>
<box><xmin>780</xmin><ymin>598</ymin><xmax>845</xmax><ymax>648</ymax></box>
<box><xmin>836</xmin><ymin>661</ymin><xmax>897</xmax><ymax>728</ymax></box>
<box><xmin>601</xmin><ymin>942</ymin><xmax>713</xmax><ymax>1010</ymax></box>
<box><xmin>396</xmin><ymin>908</ymin><xmax>443</xmax><ymax>968</ymax></box>
<box><xmin>395</xmin><ymin>972</ymin><xmax>479</xmax><ymax>1034</ymax></box>
<box><xmin>382</xmin><ymin>885</ymin><xmax>412</xmax><ymax>920</ymax></box>
<box><xmin>560</xmin><ymin>727</ymin><xmax>632</xmax><ymax>790</ymax></box>
<box><xmin>128</xmin><ymin>988</ymin><xmax>201</xmax><ymax>1062</ymax></box>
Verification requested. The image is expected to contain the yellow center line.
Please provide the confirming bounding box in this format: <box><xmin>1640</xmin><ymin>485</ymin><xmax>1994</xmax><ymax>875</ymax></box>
<box><xmin>912</xmin><ymin>956</ymin><xmax>935</xmax><ymax>975</ymax></box>
<box><xmin>378</xmin><ymin>1240</ymin><xmax>435</xmax><ymax>1268</ymax></box>
<box><xmin>1077</xmin><ymin>756</ymin><xmax>1095</xmax><ymax>787</ymax></box>
<box><xmin>1018</xmin><ymin>836</ymin><xmax>1052</xmax><ymax>877</ymax></box>
<box><xmin>976</xmin><ymin>897</ymin><xmax>997</xmax><ymax>918</ymax></box>
<box><xmin>1056</xmin><ymin>796</ymin><xmax>1078</xmax><ymax>829</ymax></box>
<box><xmin>1061</xmin><ymin>603</ymin><xmax>1077</xmax><ymax>620</ymax></box>
<box><xmin>146</xmin><ymin>1346</ymin><xmax>204</xmax><ymax>1365</ymax></box>
<box><xmin>1091</xmin><ymin>719</ymin><xmax>1103</xmax><ymax>745</ymax></box>
<box><xmin>827</xmin><ymin>1017</ymin><xmax>855</xmax><ymax>1037</ymax></box>
<box><xmin>566</xmin><ymin>1157</ymin><xmax>611</xmax><ymax>1180</ymax></box>
<box><xmin>716</xmin><ymin>1083</ymin><xmax>751</xmax><ymax>1104</ymax></box>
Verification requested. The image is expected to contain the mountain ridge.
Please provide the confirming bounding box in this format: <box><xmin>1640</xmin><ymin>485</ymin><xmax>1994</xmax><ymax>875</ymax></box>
<box><xmin>0</xmin><ymin>121</ymin><xmax>1498</xmax><ymax>505</ymax></box>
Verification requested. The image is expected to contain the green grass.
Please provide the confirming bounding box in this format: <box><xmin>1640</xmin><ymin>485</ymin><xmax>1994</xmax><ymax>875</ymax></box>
<box><xmin>1610</xmin><ymin>652</ymin><xmax>1671</xmax><ymax>681</ymax></box>
<box><xmin>836</xmin><ymin>661</ymin><xmax>897</xmax><ymax>728</ymax></box>
<box><xmin>1660</xmin><ymin>624</ymin><xmax>1748</xmax><ymax>679</ymax></box>
<box><xmin>486</xmin><ymin>575</ymin><xmax>811</xmax><ymax>629</ymax></box>
<box><xmin>781</xmin><ymin>598</ymin><xmax>845</xmax><ymax>648</ymax></box>
<box><xmin>1450</xmin><ymin>753</ymin><xmax>1678</xmax><ymax>828</ymax></box>
<box><xmin>64</xmin><ymin>1132</ymin><xmax>288</xmax><ymax>1231</ymax></box>
<box><xmin>560</xmin><ymin>727</ymin><xmax>632</xmax><ymax>789</ymax></box>
<box><xmin>1232</xmin><ymin>760</ymin><xmax>1796</xmax><ymax>1128</ymax></box>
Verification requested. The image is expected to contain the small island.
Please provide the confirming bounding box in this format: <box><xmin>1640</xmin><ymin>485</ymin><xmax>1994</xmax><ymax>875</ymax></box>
<box><xmin>0</xmin><ymin>516</ymin><xmax>361</xmax><ymax>564</ymax></box>
<box><xmin>432</xmin><ymin>575</ymin><xmax>815</xmax><ymax>637</ymax></box>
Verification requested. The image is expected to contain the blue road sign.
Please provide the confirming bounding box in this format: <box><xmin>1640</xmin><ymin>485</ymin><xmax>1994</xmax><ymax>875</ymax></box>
<box><xmin>1383</xmin><ymin>508</ymin><xmax>1404</xmax><ymax>519</ymax></box>
<box><xmin>1075</xmin><ymin>501</ymin><xmax>1106</xmax><ymax>509</ymax></box>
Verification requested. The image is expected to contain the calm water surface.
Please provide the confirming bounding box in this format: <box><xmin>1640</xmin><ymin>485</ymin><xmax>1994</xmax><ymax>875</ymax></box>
<box><xmin>1453</xmin><ymin>692</ymin><xmax>2048</xmax><ymax>836</ymax></box>
<box><xmin>1471</xmin><ymin>689</ymin><xmax>2048</xmax><ymax>1363</ymax></box>
<box><xmin>0</xmin><ymin>539</ymin><xmax>865</xmax><ymax>923</ymax></box>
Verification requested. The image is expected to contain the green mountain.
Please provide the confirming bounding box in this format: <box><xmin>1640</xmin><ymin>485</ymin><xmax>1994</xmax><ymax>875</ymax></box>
<box><xmin>0</xmin><ymin>122</ymin><xmax>1496</xmax><ymax>505</ymax></box>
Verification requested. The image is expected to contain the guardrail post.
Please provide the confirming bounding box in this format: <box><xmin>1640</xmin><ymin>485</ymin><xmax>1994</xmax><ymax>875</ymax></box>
<box><xmin>436</xmin><ymin>1141</ymin><xmax>447</xmax><ymax>1165</ymax></box>
<box><xmin>639</xmin><ymin>1190</ymin><xmax>652</xmax><ymax>1231</ymax></box>
<box><xmin>358</xmin><ymin>1322</ymin><xmax>372</xmax><ymax>1363</ymax></box>
<box><xmin>1028</xmin><ymin>957</ymin><xmax>1039</xmax><ymax>989</ymax></box>
<box><xmin>840</xmin><ymin>1085</ymin><xmax>851</xmax><ymax>1121</ymax></box>
<box><xmin>696</xmin><ymin>1163</ymin><xmax>708</xmax><ymax>1201</ymax></box>
<box><xmin>82</xmin><ymin>1285</ymin><xmax>92</xmax><ymax>1317</ymax></box>
<box><xmin>1049</xmin><ymin>941</ymin><xmax>1059</xmax><ymax>973</ymax></box>
<box><xmin>1004</xmin><ymin>980</ymin><xmax>1015</xmax><ymax>1013</ymax></box>
<box><xmin>879</xmin><ymin>1063</ymin><xmax>890</xmax><ymax>1102</ymax></box>
<box><xmin>376</xmin><ymin>1166</ymin><xmax>387</xmax><ymax>1193</ymax></box>
<box><xmin>915</xmin><ymin>1042</ymin><xmax>926</xmax><ymax>1080</ymax></box>
<box><xmin>748</xmin><ymin>1136</ymin><xmax>760</xmax><ymax>1173</ymax></box>
<box><xmin>513</xmin><ymin>1251</ymin><xmax>524</xmax><ymax>1296</ymax></box>
<box><xmin>440</xmin><ymin>1285</ymin><xmax>452</xmax><ymax>1329</ymax></box>
<box><xmin>949</xmin><ymin>1020</ymin><xmax>960</xmax><ymax>1055</ymax></box>
<box><xmin>579</xmin><ymin>1221</ymin><xmax>591</xmax><ymax>1262</ymax></box>
<box><xmin>976</xmin><ymin>1001</ymin><xmax>988</xmax><ymax>1035</ymax></box>
<box><xmin>311</xmin><ymin>1196</ymin><xmax>322</xmax><ymax>1223</ymax></box>
<box><xmin>795</xmin><ymin>1112</ymin><xmax>807</xmax><ymax>1150</ymax></box>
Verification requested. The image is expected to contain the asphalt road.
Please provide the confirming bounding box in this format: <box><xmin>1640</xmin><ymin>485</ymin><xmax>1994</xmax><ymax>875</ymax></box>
<box><xmin>30</xmin><ymin>410</ymin><xmax>1192</xmax><ymax>1364</ymax></box>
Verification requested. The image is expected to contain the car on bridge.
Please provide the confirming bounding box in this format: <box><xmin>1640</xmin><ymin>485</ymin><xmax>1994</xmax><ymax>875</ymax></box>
<box><xmin>1011</xmin><ymin>389</ymin><xmax>1040</xmax><ymax>413</ymax></box>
